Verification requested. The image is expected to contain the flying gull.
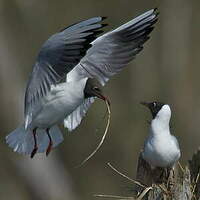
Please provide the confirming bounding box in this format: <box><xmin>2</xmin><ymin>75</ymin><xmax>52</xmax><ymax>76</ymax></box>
<box><xmin>6</xmin><ymin>9</ymin><xmax>158</xmax><ymax>158</ymax></box>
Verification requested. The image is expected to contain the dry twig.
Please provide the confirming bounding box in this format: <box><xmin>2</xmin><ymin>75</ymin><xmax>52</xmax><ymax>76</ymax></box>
<box><xmin>77</xmin><ymin>100</ymin><xmax>111</xmax><ymax>167</ymax></box>
<box><xmin>94</xmin><ymin>194</ymin><xmax>135</xmax><ymax>199</ymax></box>
<box><xmin>107</xmin><ymin>163</ymin><xmax>146</xmax><ymax>188</ymax></box>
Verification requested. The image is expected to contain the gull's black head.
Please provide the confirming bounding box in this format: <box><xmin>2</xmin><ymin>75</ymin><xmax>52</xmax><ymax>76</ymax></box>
<box><xmin>140</xmin><ymin>101</ymin><xmax>165</xmax><ymax>119</ymax></box>
<box><xmin>84</xmin><ymin>78</ymin><xmax>110</xmax><ymax>104</ymax></box>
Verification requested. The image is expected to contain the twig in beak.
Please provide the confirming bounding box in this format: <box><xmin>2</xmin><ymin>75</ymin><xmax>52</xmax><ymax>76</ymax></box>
<box><xmin>76</xmin><ymin>100</ymin><xmax>111</xmax><ymax>168</ymax></box>
<box><xmin>96</xmin><ymin>93</ymin><xmax>110</xmax><ymax>106</ymax></box>
<box><xmin>105</xmin><ymin>97</ymin><xmax>111</xmax><ymax>106</ymax></box>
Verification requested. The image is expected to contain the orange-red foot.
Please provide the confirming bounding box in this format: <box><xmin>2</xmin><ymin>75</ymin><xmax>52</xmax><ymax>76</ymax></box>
<box><xmin>46</xmin><ymin>142</ymin><xmax>53</xmax><ymax>156</ymax></box>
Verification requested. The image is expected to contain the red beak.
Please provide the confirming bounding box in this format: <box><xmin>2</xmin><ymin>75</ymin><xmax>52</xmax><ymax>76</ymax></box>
<box><xmin>95</xmin><ymin>92</ymin><xmax>110</xmax><ymax>106</ymax></box>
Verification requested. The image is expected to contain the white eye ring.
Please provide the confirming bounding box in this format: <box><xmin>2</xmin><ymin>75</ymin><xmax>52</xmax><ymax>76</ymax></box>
<box><xmin>153</xmin><ymin>102</ymin><xmax>156</xmax><ymax>107</ymax></box>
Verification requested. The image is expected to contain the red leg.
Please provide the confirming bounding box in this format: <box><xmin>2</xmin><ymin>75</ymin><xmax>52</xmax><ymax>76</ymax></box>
<box><xmin>46</xmin><ymin>128</ymin><xmax>53</xmax><ymax>156</ymax></box>
<box><xmin>30</xmin><ymin>128</ymin><xmax>38</xmax><ymax>158</ymax></box>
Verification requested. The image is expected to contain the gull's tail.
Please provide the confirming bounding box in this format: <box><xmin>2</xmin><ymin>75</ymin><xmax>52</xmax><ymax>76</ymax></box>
<box><xmin>6</xmin><ymin>125</ymin><xmax>63</xmax><ymax>155</ymax></box>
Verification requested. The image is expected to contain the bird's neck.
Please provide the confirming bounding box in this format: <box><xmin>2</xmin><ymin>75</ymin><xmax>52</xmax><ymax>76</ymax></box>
<box><xmin>150</xmin><ymin>116</ymin><xmax>170</xmax><ymax>136</ymax></box>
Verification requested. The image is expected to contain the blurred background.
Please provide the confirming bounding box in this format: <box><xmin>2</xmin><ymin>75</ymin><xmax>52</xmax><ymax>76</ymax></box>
<box><xmin>0</xmin><ymin>0</ymin><xmax>200</xmax><ymax>199</ymax></box>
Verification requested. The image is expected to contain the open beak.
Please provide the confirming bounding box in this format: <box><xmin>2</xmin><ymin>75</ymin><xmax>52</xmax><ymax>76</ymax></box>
<box><xmin>94</xmin><ymin>91</ymin><xmax>110</xmax><ymax>106</ymax></box>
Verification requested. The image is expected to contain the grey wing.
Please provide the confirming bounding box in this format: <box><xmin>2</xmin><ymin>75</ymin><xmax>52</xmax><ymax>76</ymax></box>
<box><xmin>24</xmin><ymin>17</ymin><xmax>107</xmax><ymax>128</ymax></box>
<box><xmin>67</xmin><ymin>9</ymin><xmax>158</xmax><ymax>85</ymax></box>
<box><xmin>64</xmin><ymin>9</ymin><xmax>158</xmax><ymax>130</ymax></box>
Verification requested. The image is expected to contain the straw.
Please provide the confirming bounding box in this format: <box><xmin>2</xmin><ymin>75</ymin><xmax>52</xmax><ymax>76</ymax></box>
<box><xmin>77</xmin><ymin>100</ymin><xmax>111</xmax><ymax>167</ymax></box>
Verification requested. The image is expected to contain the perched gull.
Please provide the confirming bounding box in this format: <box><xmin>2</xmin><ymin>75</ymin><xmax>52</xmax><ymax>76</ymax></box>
<box><xmin>6</xmin><ymin>9</ymin><xmax>158</xmax><ymax>158</ymax></box>
<box><xmin>141</xmin><ymin>102</ymin><xmax>181</xmax><ymax>169</ymax></box>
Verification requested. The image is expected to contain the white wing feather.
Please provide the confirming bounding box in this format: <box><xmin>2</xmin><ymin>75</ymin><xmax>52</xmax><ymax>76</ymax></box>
<box><xmin>64</xmin><ymin>97</ymin><xmax>95</xmax><ymax>131</ymax></box>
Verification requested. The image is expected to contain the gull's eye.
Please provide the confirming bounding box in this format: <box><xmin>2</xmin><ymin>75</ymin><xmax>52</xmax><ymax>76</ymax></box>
<box><xmin>93</xmin><ymin>87</ymin><xmax>100</xmax><ymax>91</ymax></box>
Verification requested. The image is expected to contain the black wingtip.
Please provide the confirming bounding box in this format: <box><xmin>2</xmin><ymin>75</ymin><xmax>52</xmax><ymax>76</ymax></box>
<box><xmin>153</xmin><ymin>8</ymin><xmax>159</xmax><ymax>16</ymax></box>
<box><xmin>153</xmin><ymin>18</ymin><xmax>159</xmax><ymax>24</ymax></box>
<box><xmin>155</xmin><ymin>11</ymin><xmax>160</xmax><ymax>17</ymax></box>
<box><xmin>156</xmin><ymin>12</ymin><xmax>160</xmax><ymax>17</ymax></box>
<box><xmin>80</xmin><ymin>43</ymin><xmax>92</xmax><ymax>56</ymax></box>
<box><xmin>93</xmin><ymin>30</ymin><xmax>105</xmax><ymax>35</ymax></box>
<box><xmin>101</xmin><ymin>23</ymin><xmax>108</xmax><ymax>28</ymax></box>
<box><xmin>101</xmin><ymin>16</ymin><xmax>107</xmax><ymax>20</ymax></box>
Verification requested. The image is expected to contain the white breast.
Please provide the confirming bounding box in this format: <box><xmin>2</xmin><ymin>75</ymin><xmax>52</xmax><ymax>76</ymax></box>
<box><xmin>142</xmin><ymin>105</ymin><xmax>181</xmax><ymax>168</ymax></box>
<box><xmin>143</xmin><ymin>133</ymin><xmax>180</xmax><ymax>168</ymax></box>
<box><xmin>31</xmin><ymin>78</ymin><xmax>88</xmax><ymax>128</ymax></box>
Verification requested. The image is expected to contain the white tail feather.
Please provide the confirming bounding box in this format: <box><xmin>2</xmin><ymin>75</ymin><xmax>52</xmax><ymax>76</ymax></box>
<box><xmin>6</xmin><ymin>125</ymin><xmax>63</xmax><ymax>155</ymax></box>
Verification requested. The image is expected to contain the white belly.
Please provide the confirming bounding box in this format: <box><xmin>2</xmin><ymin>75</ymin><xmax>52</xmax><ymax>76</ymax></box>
<box><xmin>143</xmin><ymin>135</ymin><xmax>180</xmax><ymax>168</ymax></box>
<box><xmin>31</xmin><ymin>82</ymin><xmax>85</xmax><ymax>128</ymax></box>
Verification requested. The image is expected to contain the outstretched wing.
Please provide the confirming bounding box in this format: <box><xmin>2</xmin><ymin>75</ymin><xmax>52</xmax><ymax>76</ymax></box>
<box><xmin>64</xmin><ymin>9</ymin><xmax>158</xmax><ymax>131</ymax></box>
<box><xmin>67</xmin><ymin>9</ymin><xmax>158</xmax><ymax>84</ymax></box>
<box><xmin>24</xmin><ymin>17</ymin><xmax>107</xmax><ymax>128</ymax></box>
